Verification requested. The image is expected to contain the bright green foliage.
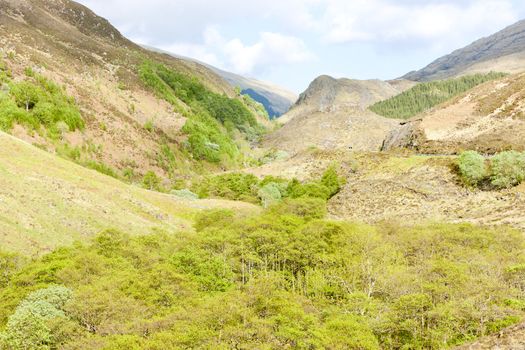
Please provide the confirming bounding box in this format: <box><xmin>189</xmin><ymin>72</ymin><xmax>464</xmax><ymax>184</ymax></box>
<box><xmin>192</xmin><ymin>172</ymin><xmax>260</xmax><ymax>202</ymax></box>
<box><xmin>139</xmin><ymin>61</ymin><xmax>262</xmax><ymax>164</ymax></box>
<box><xmin>490</xmin><ymin>151</ymin><xmax>525</xmax><ymax>189</ymax></box>
<box><xmin>0</xmin><ymin>205</ymin><xmax>524</xmax><ymax>349</ymax></box>
<box><xmin>458</xmin><ymin>151</ymin><xmax>487</xmax><ymax>186</ymax></box>
<box><xmin>288</xmin><ymin>166</ymin><xmax>344</xmax><ymax>201</ymax></box>
<box><xmin>193</xmin><ymin>166</ymin><xmax>343</xmax><ymax>206</ymax></box>
<box><xmin>142</xmin><ymin>171</ymin><xmax>162</xmax><ymax>191</ymax></box>
<box><xmin>0</xmin><ymin>285</ymin><xmax>73</xmax><ymax>350</ymax></box>
<box><xmin>370</xmin><ymin>72</ymin><xmax>506</xmax><ymax>119</ymax></box>
<box><xmin>85</xmin><ymin>161</ymin><xmax>119</xmax><ymax>179</ymax></box>
<box><xmin>456</xmin><ymin>150</ymin><xmax>525</xmax><ymax>190</ymax></box>
<box><xmin>0</xmin><ymin>72</ymin><xmax>83</xmax><ymax>134</ymax></box>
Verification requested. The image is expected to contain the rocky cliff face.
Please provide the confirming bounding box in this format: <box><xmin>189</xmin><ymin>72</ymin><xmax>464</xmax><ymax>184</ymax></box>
<box><xmin>404</xmin><ymin>20</ymin><xmax>525</xmax><ymax>81</ymax></box>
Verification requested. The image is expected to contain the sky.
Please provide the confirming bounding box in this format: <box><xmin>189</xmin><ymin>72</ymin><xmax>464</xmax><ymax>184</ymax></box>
<box><xmin>77</xmin><ymin>0</ymin><xmax>525</xmax><ymax>93</ymax></box>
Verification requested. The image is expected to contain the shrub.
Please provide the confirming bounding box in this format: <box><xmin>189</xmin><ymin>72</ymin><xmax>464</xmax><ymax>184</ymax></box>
<box><xmin>490</xmin><ymin>151</ymin><xmax>525</xmax><ymax>189</ymax></box>
<box><xmin>0</xmin><ymin>72</ymin><xmax>83</xmax><ymax>133</ymax></box>
<box><xmin>170</xmin><ymin>189</ymin><xmax>199</xmax><ymax>200</ymax></box>
<box><xmin>258</xmin><ymin>182</ymin><xmax>283</xmax><ymax>208</ymax></box>
<box><xmin>269</xmin><ymin>197</ymin><xmax>327</xmax><ymax>220</ymax></box>
<box><xmin>143</xmin><ymin>171</ymin><xmax>162</xmax><ymax>191</ymax></box>
<box><xmin>458</xmin><ymin>151</ymin><xmax>487</xmax><ymax>186</ymax></box>
<box><xmin>0</xmin><ymin>285</ymin><xmax>73</xmax><ymax>350</ymax></box>
<box><xmin>85</xmin><ymin>161</ymin><xmax>119</xmax><ymax>179</ymax></box>
<box><xmin>192</xmin><ymin>173</ymin><xmax>259</xmax><ymax>202</ymax></box>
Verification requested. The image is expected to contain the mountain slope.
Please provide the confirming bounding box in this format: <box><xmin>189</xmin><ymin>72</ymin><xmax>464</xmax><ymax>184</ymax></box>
<box><xmin>264</xmin><ymin>75</ymin><xmax>414</xmax><ymax>153</ymax></box>
<box><xmin>404</xmin><ymin>20</ymin><xmax>525</xmax><ymax>81</ymax></box>
<box><xmin>143</xmin><ymin>46</ymin><xmax>297</xmax><ymax>118</ymax></box>
<box><xmin>0</xmin><ymin>0</ymin><xmax>264</xmax><ymax>186</ymax></box>
<box><xmin>0</xmin><ymin>131</ymin><xmax>257</xmax><ymax>256</ymax></box>
<box><xmin>383</xmin><ymin>72</ymin><xmax>525</xmax><ymax>154</ymax></box>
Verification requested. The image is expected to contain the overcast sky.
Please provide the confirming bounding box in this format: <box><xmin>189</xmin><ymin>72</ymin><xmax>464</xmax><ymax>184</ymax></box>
<box><xmin>77</xmin><ymin>0</ymin><xmax>525</xmax><ymax>93</ymax></box>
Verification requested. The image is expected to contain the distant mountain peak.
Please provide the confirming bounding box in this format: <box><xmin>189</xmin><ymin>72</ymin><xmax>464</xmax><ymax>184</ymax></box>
<box><xmin>404</xmin><ymin>19</ymin><xmax>525</xmax><ymax>81</ymax></box>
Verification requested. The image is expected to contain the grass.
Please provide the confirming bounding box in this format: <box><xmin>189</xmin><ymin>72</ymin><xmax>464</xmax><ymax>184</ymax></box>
<box><xmin>0</xmin><ymin>131</ymin><xmax>259</xmax><ymax>256</ymax></box>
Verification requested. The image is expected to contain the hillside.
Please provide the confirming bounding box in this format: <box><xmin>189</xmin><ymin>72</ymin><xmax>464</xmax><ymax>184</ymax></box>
<box><xmin>0</xmin><ymin>0</ymin><xmax>267</xmax><ymax>187</ymax></box>
<box><xmin>404</xmin><ymin>20</ymin><xmax>525</xmax><ymax>81</ymax></box>
<box><xmin>383</xmin><ymin>72</ymin><xmax>525</xmax><ymax>154</ymax></box>
<box><xmin>264</xmin><ymin>75</ymin><xmax>415</xmax><ymax>154</ymax></box>
<box><xmin>207</xmin><ymin>66</ymin><xmax>297</xmax><ymax>118</ymax></box>
<box><xmin>0</xmin><ymin>131</ymin><xmax>258</xmax><ymax>256</ymax></box>
<box><xmin>143</xmin><ymin>45</ymin><xmax>298</xmax><ymax>118</ymax></box>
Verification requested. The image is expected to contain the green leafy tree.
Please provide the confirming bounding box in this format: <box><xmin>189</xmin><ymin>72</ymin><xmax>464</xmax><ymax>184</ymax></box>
<box><xmin>0</xmin><ymin>285</ymin><xmax>73</xmax><ymax>350</ymax></box>
<box><xmin>490</xmin><ymin>151</ymin><xmax>525</xmax><ymax>189</ymax></box>
<box><xmin>458</xmin><ymin>151</ymin><xmax>487</xmax><ymax>186</ymax></box>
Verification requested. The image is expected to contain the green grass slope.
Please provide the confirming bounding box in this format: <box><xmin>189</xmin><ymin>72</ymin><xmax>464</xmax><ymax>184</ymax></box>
<box><xmin>0</xmin><ymin>132</ymin><xmax>258</xmax><ymax>256</ymax></box>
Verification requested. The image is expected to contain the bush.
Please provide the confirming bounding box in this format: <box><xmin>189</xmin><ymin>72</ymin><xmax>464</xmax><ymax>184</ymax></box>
<box><xmin>143</xmin><ymin>171</ymin><xmax>162</xmax><ymax>191</ymax></box>
<box><xmin>0</xmin><ymin>285</ymin><xmax>73</xmax><ymax>350</ymax></box>
<box><xmin>458</xmin><ymin>151</ymin><xmax>487</xmax><ymax>186</ymax></box>
<box><xmin>192</xmin><ymin>173</ymin><xmax>259</xmax><ymax>202</ymax></box>
<box><xmin>257</xmin><ymin>182</ymin><xmax>282</xmax><ymax>208</ymax></box>
<box><xmin>490</xmin><ymin>151</ymin><xmax>525</xmax><ymax>189</ymax></box>
<box><xmin>170</xmin><ymin>189</ymin><xmax>199</xmax><ymax>200</ymax></box>
<box><xmin>0</xmin><ymin>72</ymin><xmax>83</xmax><ymax>133</ymax></box>
<box><xmin>85</xmin><ymin>161</ymin><xmax>119</xmax><ymax>179</ymax></box>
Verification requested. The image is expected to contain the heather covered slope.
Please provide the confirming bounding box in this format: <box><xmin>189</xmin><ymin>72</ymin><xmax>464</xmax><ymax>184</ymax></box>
<box><xmin>0</xmin><ymin>0</ymin><xmax>267</xmax><ymax>186</ymax></box>
<box><xmin>383</xmin><ymin>72</ymin><xmax>525</xmax><ymax>154</ymax></box>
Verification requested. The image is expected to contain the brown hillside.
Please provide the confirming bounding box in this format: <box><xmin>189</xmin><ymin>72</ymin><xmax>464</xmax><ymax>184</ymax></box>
<box><xmin>264</xmin><ymin>75</ymin><xmax>414</xmax><ymax>154</ymax></box>
<box><xmin>384</xmin><ymin>73</ymin><xmax>525</xmax><ymax>154</ymax></box>
<box><xmin>0</xmin><ymin>0</ymin><xmax>253</xmax><ymax>182</ymax></box>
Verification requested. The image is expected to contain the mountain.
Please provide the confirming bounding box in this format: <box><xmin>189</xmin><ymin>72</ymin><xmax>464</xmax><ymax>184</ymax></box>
<box><xmin>143</xmin><ymin>46</ymin><xmax>297</xmax><ymax>118</ymax></box>
<box><xmin>0</xmin><ymin>0</ymin><xmax>267</xmax><ymax>185</ymax></box>
<box><xmin>404</xmin><ymin>20</ymin><xmax>525</xmax><ymax>81</ymax></box>
<box><xmin>264</xmin><ymin>75</ymin><xmax>415</xmax><ymax>154</ymax></box>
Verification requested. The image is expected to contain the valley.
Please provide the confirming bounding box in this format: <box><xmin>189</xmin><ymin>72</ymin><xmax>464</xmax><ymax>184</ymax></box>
<box><xmin>1</xmin><ymin>0</ymin><xmax>525</xmax><ymax>349</ymax></box>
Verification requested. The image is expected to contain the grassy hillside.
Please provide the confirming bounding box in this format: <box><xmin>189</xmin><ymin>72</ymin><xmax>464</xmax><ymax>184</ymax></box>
<box><xmin>0</xmin><ymin>131</ymin><xmax>258</xmax><ymax>256</ymax></box>
<box><xmin>370</xmin><ymin>73</ymin><xmax>506</xmax><ymax>119</ymax></box>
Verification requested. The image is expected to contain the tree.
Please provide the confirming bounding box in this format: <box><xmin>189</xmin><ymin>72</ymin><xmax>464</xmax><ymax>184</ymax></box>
<box><xmin>458</xmin><ymin>151</ymin><xmax>487</xmax><ymax>187</ymax></box>
<box><xmin>490</xmin><ymin>151</ymin><xmax>525</xmax><ymax>189</ymax></box>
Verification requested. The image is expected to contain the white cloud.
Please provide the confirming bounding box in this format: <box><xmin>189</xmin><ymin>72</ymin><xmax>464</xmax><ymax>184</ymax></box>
<box><xmin>160</xmin><ymin>27</ymin><xmax>316</xmax><ymax>75</ymax></box>
<box><xmin>319</xmin><ymin>0</ymin><xmax>517</xmax><ymax>45</ymax></box>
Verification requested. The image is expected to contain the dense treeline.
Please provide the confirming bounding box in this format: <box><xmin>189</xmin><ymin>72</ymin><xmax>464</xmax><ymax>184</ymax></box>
<box><xmin>370</xmin><ymin>72</ymin><xmax>506</xmax><ymax>120</ymax></box>
<box><xmin>1</xmin><ymin>197</ymin><xmax>524</xmax><ymax>349</ymax></box>
<box><xmin>139</xmin><ymin>61</ymin><xmax>263</xmax><ymax>164</ymax></box>
<box><xmin>191</xmin><ymin>166</ymin><xmax>343</xmax><ymax>206</ymax></box>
